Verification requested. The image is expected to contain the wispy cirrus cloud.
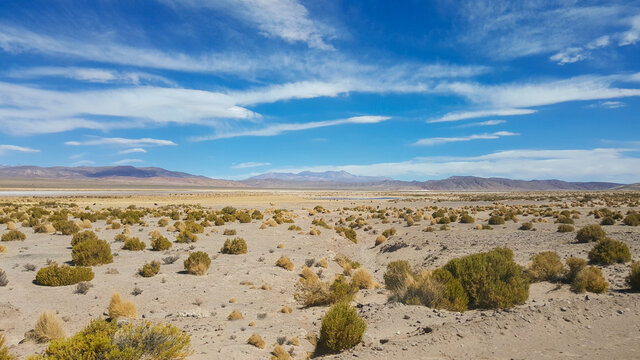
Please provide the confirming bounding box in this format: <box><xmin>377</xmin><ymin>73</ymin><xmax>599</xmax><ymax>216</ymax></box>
<box><xmin>455</xmin><ymin>120</ymin><xmax>506</xmax><ymax>128</ymax></box>
<box><xmin>0</xmin><ymin>144</ymin><xmax>40</xmax><ymax>154</ymax></box>
<box><xmin>7</xmin><ymin>66</ymin><xmax>175</xmax><ymax>86</ymax></box>
<box><xmin>413</xmin><ymin>131</ymin><xmax>519</xmax><ymax>146</ymax></box>
<box><xmin>192</xmin><ymin>115</ymin><xmax>391</xmax><ymax>141</ymax></box>
<box><xmin>429</xmin><ymin>109</ymin><xmax>535</xmax><ymax>123</ymax></box>
<box><xmin>66</xmin><ymin>137</ymin><xmax>177</xmax><ymax>147</ymax></box>
<box><xmin>231</xmin><ymin>162</ymin><xmax>272</xmax><ymax>169</ymax></box>
<box><xmin>113</xmin><ymin>158</ymin><xmax>143</xmax><ymax>165</ymax></box>
<box><xmin>118</xmin><ymin>148</ymin><xmax>148</xmax><ymax>154</ymax></box>
<box><xmin>263</xmin><ymin>148</ymin><xmax>640</xmax><ymax>183</ymax></box>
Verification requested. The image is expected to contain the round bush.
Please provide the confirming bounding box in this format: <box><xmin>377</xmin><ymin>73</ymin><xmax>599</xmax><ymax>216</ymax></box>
<box><xmin>600</xmin><ymin>217</ymin><xmax>615</xmax><ymax>226</ymax></box>
<box><xmin>565</xmin><ymin>257</ymin><xmax>587</xmax><ymax>284</ymax></box>
<box><xmin>72</xmin><ymin>238</ymin><xmax>113</xmax><ymax>266</ymax></box>
<box><xmin>459</xmin><ymin>214</ymin><xmax>475</xmax><ymax>224</ymax></box>
<box><xmin>519</xmin><ymin>222</ymin><xmax>533</xmax><ymax>231</ymax></box>
<box><xmin>557</xmin><ymin>224</ymin><xmax>574</xmax><ymax>233</ymax></box>
<box><xmin>176</xmin><ymin>231</ymin><xmax>198</xmax><ymax>243</ymax></box>
<box><xmin>571</xmin><ymin>266</ymin><xmax>608</xmax><ymax>293</ymax></box>
<box><xmin>488</xmin><ymin>216</ymin><xmax>505</xmax><ymax>225</ymax></box>
<box><xmin>588</xmin><ymin>238</ymin><xmax>631</xmax><ymax>265</ymax></box>
<box><xmin>318</xmin><ymin>302</ymin><xmax>366</xmax><ymax>353</ymax></box>
<box><xmin>576</xmin><ymin>224</ymin><xmax>606</xmax><ymax>243</ymax></box>
<box><xmin>139</xmin><ymin>260</ymin><xmax>161</xmax><ymax>277</ymax></box>
<box><xmin>122</xmin><ymin>237</ymin><xmax>146</xmax><ymax>251</ymax></box>
<box><xmin>220</xmin><ymin>237</ymin><xmax>248</xmax><ymax>255</ymax></box>
<box><xmin>383</xmin><ymin>260</ymin><xmax>413</xmax><ymax>293</ymax></box>
<box><xmin>623</xmin><ymin>213</ymin><xmax>640</xmax><ymax>226</ymax></box>
<box><xmin>1</xmin><ymin>229</ymin><xmax>26</xmax><ymax>242</ymax></box>
<box><xmin>52</xmin><ymin>220</ymin><xmax>80</xmax><ymax>235</ymax></box>
<box><xmin>556</xmin><ymin>216</ymin><xmax>574</xmax><ymax>224</ymax></box>
<box><xmin>528</xmin><ymin>251</ymin><xmax>564</xmax><ymax>282</ymax></box>
<box><xmin>184</xmin><ymin>251</ymin><xmax>211</xmax><ymax>275</ymax></box>
<box><xmin>70</xmin><ymin>231</ymin><xmax>98</xmax><ymax>246</ymax></box>
<box><xmin>35</xmin><ymin>263</ymin><xmax>94</xmax><ymax>286</ymax></box>
<box><xmin>627</xmin><ymin>262</ymin><xmax>640</xmax><ymax>291</ymax></box>
<box><xmin>150</xmin><ymin>236</ymin><xmax>172</xmax><ymax>251</ymax></box>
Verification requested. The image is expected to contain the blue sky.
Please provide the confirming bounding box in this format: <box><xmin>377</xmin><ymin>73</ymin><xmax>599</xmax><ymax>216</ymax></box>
<box><xmin>0</xmin><ymin>0</ymin><xmax>639</xmax><ymax>182</ymax></box>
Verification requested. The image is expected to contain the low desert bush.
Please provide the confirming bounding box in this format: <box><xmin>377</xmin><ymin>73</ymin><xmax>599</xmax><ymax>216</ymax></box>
<box><xmin>75</xmin><ymin>281</ymin><xmax>93</xmax><ymax>295</ymax></box>
<box><xmin>0</xmin><ymin>268</ymin><xmax>7</xmax><ymax>287</ymax></box>
<box><xmin>0</xmin><ymin>334</ymin><xmax>14</xmax><ymax>360</ymax></box>
<box><xmin>33</xmin><ymin>311</ymin><xmax>66</xmax><ymax>343</ymax></box>
<box><xmin>70</xmin><ymin>230</ymin><xmax>98</xmax><ymax>246</ymax></box>
<box><xmin>443</xmin><ymin>247</ymin><xmax>529</xmax><ymax>309</ymax></box>
<box><xmin>382</xmin><ymin>228</ymin><xmax>397</xmax><ymax>238</ymax></box>
<box><xmin>383</xmin><ymin>260</ymin><xmax>413</xmax><ymax>293</ymax></box>
<box><xmin>223</xmin><ymin>229</ymin><xmax>236</xmax><ymax>236</ymax></box>
<box><xmin>527</xmin><ymin>251</ymin><xmax>564</xmax><ymax>282</ymax></box>
<box><xmin>374</xmin><ymin>235</ymin><xmax>386</xmax><ymax>246</ymax></box>
<box><xmin>271</xmin><ymin>344</ymin><xmax>290</xmax><ymax>360</ymax></box>
<box><xmin>175</xmin><ymin>231</ymin><xmax>198</xmax><ymax>243</ymax></box>
<box><xmin>139</xmin><ymin>260</ymin><xmax>161</xmax><ymax>277</ymax></box>
<box><xmin>122</xmin><ymin>237</ymin><xmax>146</xmax><ymax>251</ymax></box>
<box><xmin>220</xmin><ymin>237</ymin><xmax>247</xmax><ymax>255</ymax></box>
<box><xmin>564</xmin><ymin>257</ymin><xmax>588</xmax><ymax>284</ymax></box>
<box><xmin>52</xmin><ymin>220</ymin><xmax>79</xmax><ymax>235</ymax></box>
<box><xmin>287</xmin><ymin>225</ymin><xmax>302</xmax><ymax>231</ymax></box>
<box><xmin>72</xmin><ymin>238</ymin><xmax>113</xmax><ymax>266</ymax></box>
<box><xmin>623</xmin><ymin>212</ymin><xmax>640</xmax><ymax>226</ymax></box>
<box><xmin>276</xmin><ymin>256</ymin><xmax>294</xmax><ymax>271</ymax></box>
<box><xmin>162</xmin><ymin>255</ymin><xmax>180</xmax><ymax>265</ymax></box>
<box><xmin>627</xmin><ymin>262</ymin><xmax>640</xmax><ymax>291</ymax></box>
<box><xmin>295</xmin><ymin>275</ymin><xmax>358</xmax><ymax>307</ymax></box>
<box><xmin>35</xmin><ymin>263</ymin><xmax>94</xmax><ymax>286</ymax></box>
<box><xmin>488</xmin><ymin>216</ymin><xmax>505</xmax><ymax>225</ymax></box>
<box><xmin>317</xmin><ymin>302</ymin><xmax>366</xmax><ymax>354</ymax></box>
<box><xmin>571</xmin><ymin>266</ymin><xmax>608</xmax><ymax>293</ymax></box>
<box><xmin>555</xmin><ymin>216</ymin><xmax>574</xmax><ymax>224</ymax></box>
<box><xmin>150</xmin><ymin>236</ymin><xmax>172</xmax><ymax>251</ymax></box>
<box><xmin>32</xmin><ymin>318</ymin><xmax>191</xmax><ymax>360</ymax></box>
<box><xmin>519</xmin><ymin>222</ymin><xmax>533</xmax><ymax>230</ymax></box>
<box><xmin>184</xmin><ymin>251</ymin><xmax>211</xmax><ymax>275</ymax></box>
<box><xmin>108</xmin><ymin>292</ymin><xmax>137</xmax><ymax>319</ymax></box>
<box><xmin>34</xmin><ymin>223</ymin><xmax>56</xmax><ymax>234</ymax></box>
<box><xmin>575</xmin><ymin>224</ymin><xmax>606</xmax><ymax>243</ymax></box>
<box><xmin>351</xmin><ymin>268</ymin><xmax>374</xmax><ymax>289</ymax></box>
<box><xmin>588</xmin><ymin>238</ymin><xmax>631</xmax><ymax>265</ymax></box>
<box><xmin>557</xmin><ymin>224</ymin><xmax>574</xmax><ymax>233</ymax></box>
<box><xmin>158</xmin><ymin>218</ymin><xmax>170</xmax><ymax>227</ymax></box>
<box><xmin>1</xmin><ymin>229</ymin><xmax>25</xmax><ymax>241</ymax></box>
<box><xmin>227</xmin><ymin>310</ymin><xmax>243</xmax><ymax>320</ymax></box>
<box><xmin>459</xmin><ymin>214</ymin><xmax>475</xmax><ymax>224</ymax></box>
<box><xmin>600</xmin><ymin>217</ymin><xmax>616</xmax><ymax>225</ymax></box>
<box><xmin>335</xmin><ymin>227</ymin><xmax>357</xmax><ymax>243</ymax></box>
<box><xmin>247</xmin><ymin>333</ymin><xmax>265</xmax><ymax>349</ymax></box>
<box><xmin>0</xmin><ymin>245</ymin><xmax>5</xmax><ymax>253</ymax></box>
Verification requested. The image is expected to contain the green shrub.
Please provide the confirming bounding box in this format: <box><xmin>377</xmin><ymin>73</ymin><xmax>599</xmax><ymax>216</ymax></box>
<box><xmin>488</xmin><ymin>216</ymin><xmax>505</xmax><ymax>225</ymax></box>
<box><xmin>443</xmin><ymin>247</ymin><xmax>529</xmax><ymax>309</ymax></box>
<box><xmin>556</xmin><ymin>216</ymin><xmax>574</xmax><ymax>224</ymax></box>
<box><xmin>183</xmin><ymin>221</ymin><xmax>204</xmax><ymax>234</ymax></box>
<box><xmin>139</xmin><ymin>261</ymin><xmax>161</xmax><ymax>277</ymax></box>
<box><xmin>122</xmin><ymin>237</ymin><xmax>146</xmax><ymax>251</ymax></box>
<box><xmin>175</xmin><ymin>231</ymin><xmax>197</xmax><ymax>243</ymax></box>
<box><xmin>235</xmin><ymin>212</ymin><xmax>252</xmax><ymax>223</ymax></box>
<box><xmin>627</xmin><ymin>262</ymin><xmax>640</xmax><ymax>291</ymax></box>
<box><xmin>70</xmin><ymin>231</ymin><xmax>98</xmax><ymax>246</ymax></box>
<box><xmin>588</xmin><ymin>238</ymin><xmax>631</xmax><ymax>265</ymax></box>
<box><xmin>223</xmin><ymin>229</ymin><xmax>236</xmax><ymax>236</ymax></box>
<box><xmin>72</xmin><ymin>238</ymin><xmax>113</xmax><ymax>266</ymax></box>
<box><xmin>220</xmin><ymin>237</ymin><xmax>247</xmax><ymax>255</ymax></box>
<box><xmin>381</xmin><ymin>228</ymin><xmax>397</xmax><ymax>238</ymax></box>
<box><xmin>459</xmin><ymin>214</ymin><xmax>475</xmax><ymax>224</ymax></box>
<box><xmin>519</xmin><ymin>222</ymin><xmax>533</xmax><ymax>230</ymax></box>
<box><xmin>1</xmin><ymin>229</ymin><xmax>26</xmax><ymax>241</ymax></box>
<box><xmin>557</xmin><ymin>224</ymin><xmax>574</xmax><ymax>232</ymax></box>
<box><xmin>295</xmin><ymin>275</ymin><xmax>358</xmax><ymax>307</ymax></box>
<box><xmin>571</xmin><ymin>266</ymin><xmax>608</xmax><ymax>293</ymax></box>
<box><xmin>287</xmin><ymin>225</ymin><xmax>302</xmax><ymax>231</ymax></box>
<box><xmin>35</xmin><ymin>263</ymin><xmax>94</xmax><ymax>286</ymax></box>
<box><xmin>600</xmin><ymin>217</ymin><xmax>615</xmax><ymax>225</ymax></box>
<box><xmin>35</xmin><ymin>318</ymin><xmax>192</xmax><ymax>360</ymax></box>
<box><xmin>402</xmin><ymin>269</ymin><xmax>468</xmax><ymax>312</ymax></box>
<box><xmin>335</xmin><ymin>227</ymin><xmax>357</xmax><ymax>243</ymax></box>
<box><xmin>564</xmin><ymin>257</ymin><xmax>587</xmax><ymax>284</ymax></box>
<box><xmin>53</xmin><ymin>220</ymin><xmax>80</xmax><ymax>235</ymax></box>
<box><xmin>150</xmin><ymin>236</ymin><xmax>172</xmax><ymax>251</ymax></box>
<box><xmin>527</xmin><ymin>251</ymin><xmax>564</xmax><ymax>282</ymax></box>
<box><xmin>317</xmin><ymin>302</ymin><xmax>366</xmax><ymax>354</ymax></box>
<box><xmin>623</xmin><ymin>213</ymin><xmax>640</xmax><ymax>226</ymax></box>
<box><xmin>184</xmin><ymin>251</ymin><xmax>211</xmax><ymax>275</ymax></box>
<box><xmin>575</xmin><ymin>224</ymin><xmax>606</xmax><ymax>243</ymax></box>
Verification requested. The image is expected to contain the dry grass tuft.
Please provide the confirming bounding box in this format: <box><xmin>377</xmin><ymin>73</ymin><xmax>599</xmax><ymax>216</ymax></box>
<box><xmin>271</xmin><ymin>344</ymin><xmax>291</xmax><ymax>360</ymax></box>
<box><xmin>108</xmin><ymin>292</ymin><xmax>137</xmax><ymax>319</ymax></box>
<box><xmin>227</xmin><ymin>310</ymin><xmax>243</xmax><ymax>320</ymax></box>
<box><xmin>351</xmin><ymin>268</ymin><xmax>374</xmax><ymax>289</ymax></box>
<box><xmin>375</xmin><ymin>235</ymin><xmax>387</xmax><ymax>246</ymax></box>
<box><xmin>280</xmin><ymin>305</ymin><xmax>292</xmax><ymax>314</ymax></box>
<box><xmin>276</xmin><ymin>256</ymin><xmax>294</xmax><ymax>271</ymax></box>
<box><xmin>0</xmin><ymin>245</ymin><xmax>6</xmax><ymax>253</ymax></box>
<box><xmin>247</xmin><ymin>333</ymin><xmax>266</xmax><ymax>349</ymax></box>
<box><xmin>33</xmin><ymin>311</ymin><xmax>66</xmax><ymax>343</ymax></box>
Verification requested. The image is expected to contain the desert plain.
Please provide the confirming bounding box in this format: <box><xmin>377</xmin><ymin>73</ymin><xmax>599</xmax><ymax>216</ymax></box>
<box><xmin>0</xmin><ymin>189</ymin><xmax>639</xmax><ymax>359</ymax></box>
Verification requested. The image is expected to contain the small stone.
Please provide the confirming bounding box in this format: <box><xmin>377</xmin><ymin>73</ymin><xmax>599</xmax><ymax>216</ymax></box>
<box><xmin>560</xmin><ymin>307</ymin><xmax>567</xmax><ymax>312</ymax></box>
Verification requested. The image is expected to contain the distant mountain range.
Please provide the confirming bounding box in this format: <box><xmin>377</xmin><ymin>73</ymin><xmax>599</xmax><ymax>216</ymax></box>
<box><xmin>0</xmin><ymin>165</ymin><xmax>631</xmax><ymax>191</ymax></box>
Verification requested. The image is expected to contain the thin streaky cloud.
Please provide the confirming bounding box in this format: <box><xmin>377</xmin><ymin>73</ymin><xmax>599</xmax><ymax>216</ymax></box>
<box><xmin>113</xmin><ymin>158</ymin><xmax>143</xmax><ymax>165</ymax></box>
<box><xmin>0</xmin><ymin>144</ymin><xmax>40</xmax><ymax>153</ymax></box>
<box><xmin>231</xmin><ymin>162</ymin><xmax>272</xmax><ymax>169</ymax></box>
<box><xmin>118</xmin><ymin>148</ymin><xmax>148</xmax><ymax>154</ymax></box>
<box><xmin>414</xmin><ymin>131</ymin><xmax>519</xmax><ymax>146</ymax></box>
<box><xmin>455</xmin><ymin>120</ymin><xmax>506</xmax><ymax>128</ymax></box>
<box><xmin>429</xmin><ymin>109</ymin><xmax>536</xmax><ymax>123</ymax></box>
<box><xmin>66</xmin><ymin>137</ymin><xmax>177</xmax><ymax>147</ymax></box>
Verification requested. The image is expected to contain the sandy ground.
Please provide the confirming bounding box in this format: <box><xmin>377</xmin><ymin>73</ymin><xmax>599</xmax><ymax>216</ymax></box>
<box><xmin>0</xmin><ymin>191</ymin><xmax>639</xmax><ymax>359</ymax></box>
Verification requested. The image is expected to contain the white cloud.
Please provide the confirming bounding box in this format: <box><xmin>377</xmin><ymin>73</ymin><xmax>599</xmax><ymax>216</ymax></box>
<box><xmin>456</xmin><ymin>120</ymin><xmax>506</xmax><ymax>128</ymax></box>
<box><xmin>231</xmin><ymin>162</ymin><xmax>272</xmax><ymax>169</ymax></box>
<box><xmin>429</xmin><ymin>109</ymin><xmax>536</xmax><ymax>123</ymax></box>
<box><xmin>0</xmin><ymin>144</ymin><xmax>40</xmax><ymax>153</ymax></box>
<box><xmin>590</xmin><ymin>101</ymin><xmax>626</xmax><ymax>109</ymax></box>
<box><xmin>66</xmin><ymin>137</ymin><xmax>177</xmax><ymax>147</ymax></box>
<box><xmin>266</xmin><ymin>148</ymin><xmax>640</xmax><ymax>183</ymax></box>
<box><xmin>118</xmin><ymin>148</ymin><xmax>148</xmax><ymax>154</ymax></box>
<box><xmin>160</xmin><ymin>0</ymin><xmax>334</xmax><ymax>50</ymax></box>
<box><xmin>618</xmin><ymin>15</ymin><xmax>640</xmax><ymax>46</ymax></box>
<box><xmin>113</xmin><ymin>159</ymin><xmax>143</xmax><ymax>165</ymax></box>
<box><xmin>7</xmin><ymin>66</ymin><xmax>175</xmax><ymax>86</ymax></box>
<box><xmin>72</xmin><ymin>160</ymin><xmax>95</xmax><ymax>166</ymax></box>
<box><xmin>414</xmin><ymin>131</ymin><xmax>519</xmax><ymax>146</ymax></box>
<box><xmin>193</xmin><ymin>115</ymin><xmax>391</xmax><ymax>141</ymax></box>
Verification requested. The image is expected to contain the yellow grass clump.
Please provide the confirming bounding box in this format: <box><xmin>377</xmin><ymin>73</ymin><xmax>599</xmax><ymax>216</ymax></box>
<box><xmin>229</xmin><ymin>298</ymin><xmax>236</xmax><ymax>303</ymax></box>
<box><xmin>247</xmin><ymin>333</ymin><xmax>266</xmax><ymax>349</ymax></box>
<box><xmin>248</xmin><ymin>321</ymin><xmax>256</xmax><ymax>327</ymax></box>
<box><xmin>6</xmin><ymin>222</ymin><xmax>15</xmax><ymax>230</ymax></box>
<box><xmin>300</xmin><ymin>266</ymin><xmax>319</xmax><ymax>283</ymax></box>
<box><xmin>259</xmin><ymin>223</ymin><xmax>269</xmax><ymax>230</ymax></box>
<box><xmin>351</xmin><ymin>268</ymin><xmax>374</xmax><ymax>289</ymax></box>
<box><xmin>0</xmin><ymin>245</ymin><xmax>6</xmax><ymax>253</ymax></box>
<box><xmin>276</xmin><ymin>256</ymin><xmax>294</xmax><ymax>271</ymax></box>
<box><xmin>0</xmin><ymin>334</ymin><xmax>14</xmax><ymax>360</ymax></box>
<box><xmin>309</xmin><ymin>228</ymin><xmax>321</xmax><ymax>236</ymax></box>
<box><xmin>289</xmin><ymin>336</ymin><xmax>300</xmax><ymax>346</ymax></box>
<box><xmin>280</xmin><ymin>305</ymin><xmax>292</xmax><ymax>314</ymax></box>
<box><xmin>267</xmin><ymin>218</ymin><xmax>278</xmax><ymax>227</ymax></box>
<box><xmin>33</xmin><ymin>311</ymin><xmax>66</xmax><ymax>343</ymax></box>
<box><xmin>228</xmin><ymin>310</ymin><xmax>243</xmax><ymax>320</ymax></box>
<box><xmin>318</xmin><ymin>258</ymin><xmax>328</xmax><ymax>268</ymax></box>
<box><xmin>108</xmin><ymin>292</ymin><xmax>137</xmax><ymax>319</ymax></box>
<box><xmin>375</xmin><ymin>235</ymin><xmax>387</xmax><ymax>246</ymax></box>
<box><xmin>271</xmin><ymin>344</ymin><xmax>291</xmax><ymax>360</ymax></box>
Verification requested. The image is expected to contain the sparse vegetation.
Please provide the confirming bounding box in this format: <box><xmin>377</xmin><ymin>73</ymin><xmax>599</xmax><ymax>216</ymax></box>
<box><xmin>72</xmin><ymin>238</ymin><xmax>113</xmax><ymax>266</ymax></box>
<box><xmin>220</xmin><ymin>237</ymin><xmax>248</xmax><ymax>255</ymax></box>
<box><xmin>488</xmin><ymin>216</ymin><xmax>505</xmax><ymax>225</ymax></box>
<box><xmin>122</xmin><ymin>237</ymin><xmax>146</xmax><ymax>251</ymax></box>
<box><xmin>33</xmin><ymin>311</ymin><xmax>66</xmax><ymax>343</ymax></box>
<box><xmin>176</xmin><ymin>231</ymin><xmax>198</xmax><ymax>243</ymax></box>
<box><xmin>247</xmin><ymin>333</ymin><xmax>265</xmax><ymax>349</ymax></box>
<box><xmin>571</xmin><ymin>266</ymin><xmax>608</xmax><ymax>293</ymax></box>
<box><xmin>108</xmin><ymin>292</ymin><xmax>137</xmax><ymax>319</ymax></box>
<box><xmin>150</xmin><ymin>236</ymin><xmax>172</xmax><ymax>251</ymax></box>
<box><xmin>184</xmin><ymin>251</ymin><xmax>211</xmax><ymax>275</ymax></box>
<box><xmin>527</xmin><ymin>251</ymin><xmax>564</xmax><ymax>282</ymax></box>
<box><xmin>588</xmin><ymin>238</ymin><xmax>631</xmax><ymax>265</ymax></box>
<box><xmin>35</xmin><ymin>263</ymin><xmax>94</xmax><ymax>286</ymax></box>
<box><xmin>576</xmin><ymin>224</ymin><xmax>606</xmax><ymax>243</ymax></box>
<box><xmin>139</xmin><ymin>260</ymin><xmax>161</xmax><ymax>277</ymax></box>
<box><xmin>317</xmin><ymin>302</ymin><xmax>366</xmax><ymax>354</ymax></box>
<box><xmin>627</xmin><ymin>262</ymin><xmax>640</xmax><ymax>291</ymax></box>
<box><xmin>557</xmin><ymin>224</ymin><xmax>574</xmax><ymax>232</ymax></box>
<box><xmin>1</xmin><ymin>230</ymin><xmax>26</xmax><ymax>242</ymax></box>
<box><xmin>276</xmin><ymin>256</ymin><xmax>294</xmax><ymax>271</ymax></box>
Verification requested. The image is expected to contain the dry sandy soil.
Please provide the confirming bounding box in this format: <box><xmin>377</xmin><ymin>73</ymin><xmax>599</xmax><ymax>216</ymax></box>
<box><xmin>0</xmin><ymin>190</ymin><xmax>639</xmax><ymax>359</ymax></box>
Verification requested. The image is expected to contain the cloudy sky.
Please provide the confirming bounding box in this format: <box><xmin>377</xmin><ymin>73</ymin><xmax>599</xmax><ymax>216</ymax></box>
<box><xmin>0</xmin><ymin>0</ymin><xmax>639</xmax><ymax>182</ymax></box>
